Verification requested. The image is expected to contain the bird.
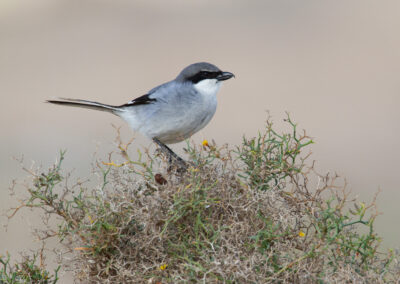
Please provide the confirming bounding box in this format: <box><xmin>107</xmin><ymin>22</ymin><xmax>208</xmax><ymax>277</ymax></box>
<box><xmin>47</xmin><ymin>62</ymin><xmax>235</xmax><ymax>170</ymax></box>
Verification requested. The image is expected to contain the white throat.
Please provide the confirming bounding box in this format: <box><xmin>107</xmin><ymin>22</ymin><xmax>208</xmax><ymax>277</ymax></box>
<box><xmin>194</xmin><ymin>79</ymin><xmax>221</xmax><ymax>97</ymax></box>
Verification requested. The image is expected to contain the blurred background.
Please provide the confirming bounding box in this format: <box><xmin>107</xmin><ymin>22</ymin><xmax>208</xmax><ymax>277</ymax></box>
<box><xmin>1</xmin><ymin>0</ymin><xmax>399</xmax><ymax>281</ymax></box>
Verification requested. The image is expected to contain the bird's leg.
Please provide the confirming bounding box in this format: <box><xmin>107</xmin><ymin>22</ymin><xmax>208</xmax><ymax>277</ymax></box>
<box><xmin>153</xmin><ymin>138</ymin><xmax>188</xmax><ymax>171</ymax></box>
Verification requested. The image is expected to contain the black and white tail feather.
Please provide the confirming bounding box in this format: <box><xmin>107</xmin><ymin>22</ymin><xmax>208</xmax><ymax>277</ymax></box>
<box><xmin>46</xmin><ymin>98</ymin><xmax>124</xmax><ymax>113</ymax></box>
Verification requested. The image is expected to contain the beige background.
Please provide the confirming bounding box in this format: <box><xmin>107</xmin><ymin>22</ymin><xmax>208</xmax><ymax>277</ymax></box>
<box><xmin>1</xmin><ymin>0</ymin><xmax>399</xmax><ymax>280</ymax></box>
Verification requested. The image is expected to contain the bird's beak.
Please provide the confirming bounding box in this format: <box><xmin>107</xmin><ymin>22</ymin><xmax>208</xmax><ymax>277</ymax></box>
<box><xmin>217</xmin><ymin>71</ymin><xmax>235</xmax><ymax>81</ymax></box>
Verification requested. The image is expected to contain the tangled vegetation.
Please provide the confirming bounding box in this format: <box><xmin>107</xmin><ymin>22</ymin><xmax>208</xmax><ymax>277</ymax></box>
<box><xmin>0</xmin><ymin>251</ymin><xmax>59</xmax><ymax>284</ymax></box>
<box><xmin>4</xmin><ymin>115</ymin><xmax>400</xmax><ymax>283</ymax></box>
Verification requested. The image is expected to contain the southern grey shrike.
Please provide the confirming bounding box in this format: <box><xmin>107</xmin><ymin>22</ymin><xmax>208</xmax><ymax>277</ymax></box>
<box><xmin>47</xmin><ymin>62</ymin><xmax>234</xmax><ymax>169</ymax></box>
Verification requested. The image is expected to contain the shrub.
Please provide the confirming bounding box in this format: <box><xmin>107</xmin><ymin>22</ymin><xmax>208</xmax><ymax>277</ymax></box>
<box><xmin>6</xmin><ymin>115</ymin><xmax>399</xmax><ymax>283</ymax></box>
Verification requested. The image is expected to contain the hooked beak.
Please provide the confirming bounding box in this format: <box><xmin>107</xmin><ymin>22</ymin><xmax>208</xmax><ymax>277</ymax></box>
<box><xmin>217</xmin><ymin>71</ymin><xmax>235</xmax><ymax>81</ymax></box>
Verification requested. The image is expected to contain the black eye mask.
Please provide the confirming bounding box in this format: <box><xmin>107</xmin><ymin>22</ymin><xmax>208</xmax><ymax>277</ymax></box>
<box><xmin>187</xmin><ymin>71</ymin><xmax>223</xmax><ymax>84</ymax></box>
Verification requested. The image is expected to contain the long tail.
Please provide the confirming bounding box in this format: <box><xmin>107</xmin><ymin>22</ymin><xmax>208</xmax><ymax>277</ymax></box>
<box><xmin>46</xmin><ymin>98</ymin><xmax>124</xmax><ymax>113</ymax></box>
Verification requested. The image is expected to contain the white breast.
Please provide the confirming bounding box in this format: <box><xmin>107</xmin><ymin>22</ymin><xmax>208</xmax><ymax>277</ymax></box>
<box><xmin>188</xmin><ymin>79</ymin><xmax>220</xmax><ymax>138</ymax></box>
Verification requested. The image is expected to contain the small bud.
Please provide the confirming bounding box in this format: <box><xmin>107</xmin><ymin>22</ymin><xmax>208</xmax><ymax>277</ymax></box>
<box><xmin>155</xmin><ymin>173</ymin><xmax>167</xmax><ymax>185</ymax></box>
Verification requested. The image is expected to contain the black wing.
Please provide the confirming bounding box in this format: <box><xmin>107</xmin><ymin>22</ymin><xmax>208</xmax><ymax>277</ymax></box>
<box><xmin>119</xmin><ymin>94</ymin><xmax>157</xmax><ymax>107</ymax></box>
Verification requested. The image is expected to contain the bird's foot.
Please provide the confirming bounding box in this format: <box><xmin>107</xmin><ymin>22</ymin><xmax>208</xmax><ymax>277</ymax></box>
<box><xmin>153</xmin><ymin>138</ymin><xmax>188</xmax><ymax>173</ymax></box>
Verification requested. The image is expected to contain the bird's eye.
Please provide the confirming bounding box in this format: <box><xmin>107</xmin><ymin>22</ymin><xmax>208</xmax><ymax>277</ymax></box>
<box><xmin>187</xmin><ymin>70</ymin><xmax>220</xmax><ymax>83</ymax></box>
<box><xmin>199</xmin><ymin>71</ymin><xmax>221</xmax><ymax>79</ymax></box>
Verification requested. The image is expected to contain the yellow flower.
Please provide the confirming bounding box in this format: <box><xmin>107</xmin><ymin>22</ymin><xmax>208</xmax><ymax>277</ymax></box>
<box><xmin>202</xmin><ymin>139</ymin><xmax>209</xmax><ymax>147</ymax></box>
<box><xmin>159</xmin><ymin>264</ymin><xmax>167</xmax><ymax>270</ymax></box>
<box><xmin>88</xmin><ymin>215</ymin><xmax>94</xmax><ymax>224</ymax></box>
<box><xmin>298</xmin><ymin>231</ymin><xmax>305</xmax><ymax>237</ymax></box>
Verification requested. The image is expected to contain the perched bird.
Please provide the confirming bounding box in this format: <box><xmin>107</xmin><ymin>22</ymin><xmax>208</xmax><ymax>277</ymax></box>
<box><xmin>47</xmin><ymin>62</ymin><xmax>234</xmax><ymax>169</ymax></box>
